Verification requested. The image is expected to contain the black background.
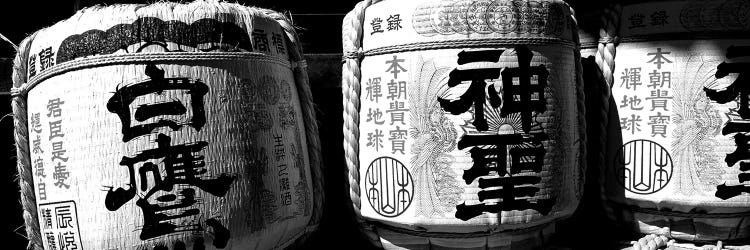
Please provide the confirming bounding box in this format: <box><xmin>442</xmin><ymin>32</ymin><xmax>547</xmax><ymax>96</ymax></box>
<box><xmin>0</xmin><ymin>0</ymin><xmax>615</xmax><ymax>249</ymax></box>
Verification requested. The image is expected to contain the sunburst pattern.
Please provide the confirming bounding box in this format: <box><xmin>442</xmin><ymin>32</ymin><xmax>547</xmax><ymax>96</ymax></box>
<box><xmin>671</xmin><ymin>52</ymin><xmax>724</xmax><ymax>195</ymax></box>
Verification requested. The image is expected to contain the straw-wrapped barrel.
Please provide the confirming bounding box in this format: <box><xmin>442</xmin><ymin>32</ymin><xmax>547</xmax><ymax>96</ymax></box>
<box><xmin>342</xmin><ymin>0</ymin><xmax>585</xmax><ymax>248</ymax></box>
<box><xmin>11</xmin><ymin>1</ymin><xmax>322</xmax><ymax>249</ymax></box>
<box><xmin>597</xmin><ymin>0</ymin><xmax>750</xmax><ymax>246</ymax></box>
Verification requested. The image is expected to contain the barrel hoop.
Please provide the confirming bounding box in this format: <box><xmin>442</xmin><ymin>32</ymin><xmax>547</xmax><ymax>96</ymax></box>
<box><xmin>11</xmin><ymin>52</ymin><xmax>291</xmax><ymax>97</ymax></box>
<box><xmin>369</xmin><ymin>217</ymin><xmax>559</xmax><ymax>239</ymax></box>
<box><xmin>581</xmin><ymin>41</ymin><xmax>599</xmax><ymax>50</ymax></box>
<box><xmin>363</xmin><ymin>37</ymin><xmax>577</xmax><ymax>57</ymax></box>
<box><xmin>609</xmin><ymin>201</ymin><xmax>750</xmax><ymax>219</ymax></box>
<box><xmin>619</xmin><ymin>33</ymin><xmax>750</xmax><ymax>44</ymax></box>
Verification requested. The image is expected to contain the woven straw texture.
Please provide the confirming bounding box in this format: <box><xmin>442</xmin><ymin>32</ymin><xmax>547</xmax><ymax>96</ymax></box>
<box><xmin>11</xmin><ymin>1</ymin><xmax>322</xmax><ymax>249</ymax></box>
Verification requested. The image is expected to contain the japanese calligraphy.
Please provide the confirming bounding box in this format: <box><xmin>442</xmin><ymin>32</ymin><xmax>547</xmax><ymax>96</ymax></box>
<box><xmin>39</xmin><ymin>202</ymin><xmax>82</xmax><ymax>250</ymax></box>
<box><xmin>438</xmin><ymin>49</ymin><xmax>504</xmax><ymax>131</ymax></box>
<box><xmin>621</xmin><ymin>114</ymin><xmax>643</xmax><ymax>135</ymax></box>
<box><xmin>621</xmin><ymin>68</ymin><xmax>643</xmax><ymax>91</ymax></box>
<box><xmin>648</xmin><ymin>70</ymin><xmax>671</xmax><ymax>89</ymax></box>
<box><xmin>39</xmin><ymin>47</ymin><xmax>55</xmax><ymax>71</ymax></box>
<box><xmin>646</xmin><ymin>89</ymin><xmax>672</xmax><ymax>111</ymax></box>
<box><xmin>366</xmin><ymin>54</ymin><xmax>410</xmax><ymax>155</ymax></box>
<box><xmin>365</xmin><ymin>77</ymin><xmax>383</xmax><ymax>103</ymax></box>
<box><xmin>31</xmin><ymin>113</ymin><xmax>42</xmax><ymax>133</ymax></box>
<box><xmin>366</xmin><ymin>129</ymin><xmax>384</xmax><ymax>152</ymax></box>
<box><xmin>371</xmin><ymin>17</ymin><xmax>384</xmax><ymax>34</ymax></box>
<box><xmin>438</xmin><ymin>46</ymin><xmax>553</xmax><ymax>221</ymax></box>
<box><xmin>31</xmin><ymin>111</ymin><xmax>48</xmax><ymax>198</ymax></box>
<box><xmin>28</xmin><ymin>54</ymin><xmax>37</xmax><ymax>77</ymax></box>
<box><xmin>618</xmin><ymin>48</ymin><xmax>672</xmax><ymax>139</ymax></box>
<box><xmin>647</xmin><ymin>48</ymin><xmax>673</xmax><ymax>70</ymax></box>
<box><xmin>370</xmin><ymin>13</ymin><xmax>404</xmax><ymax>35</ymax></box>
<box><xmin>271</xmin><ymin>32</ymin><xmax>286</xmax><ymax>55</ymax></box>
<box><xmin>389</xmin><ymin>126</ymin><xmax>407</xmax><ymax>155</ymax></box>
<box><xmin>252</xmin><ymin>29</ymin><xmax>270</xmax><ymax>53</ymax></box>
<box><xmin>629</xmin><ymin>14</ymin><xmax>646</xmax><ymax>29</ymax></box>
<box><xmin>107</xmin><ymin>64</ymin><xmax>207</xmax><ymax>142</ymax></box>
<box><xmin>387</xmin><ymin>100</ymin><xmax>408</xmax><ymax>125</ymax></box>
<box><xmin>387</xmin><ymin>79</ymin><xmax>407</xmax><ymax>100</ymax></box>
<box><xmin>366</xmin><ymin>108</ymin><xmax>385</xmax><ymax>125</ymax></box>
<box><xmin>274</xmin><ymin>133</ymin><xmax>292</xmax><ymax>207</ymax></box>
<box><xmin>627</xmin><ymin>10</ymin><xmax>670</xmax><ymax>29</ymax></box>
<box><xmin>105</xmin><ymin>64</ymin><xmax>234</xmax><ymax>245</ymax></box>
<box><xmin>454</xmin><ymin>133</ymin><xmax>553</xmax><ymax>220</ymax></box>
<box><xmin>704</xmin><ymin>45</ymin><xmax>750</xmax><ymax>199</ymax></box>
<box><xmin>387</xmin><ymin>14</ymin><xmax>403</xmax><ymax>31</ymax></box>
<box><xmin>499</xmin><ymin>46</ymin><xmax>549</xmax><ymax>133</ymax></box>
<box><xmin>620</xmin><ymin>95</ymin><xmax>644</xmax><ymax>110</ymax></box>
<box><xmin>650</xmin><ymin>11</ymin><xmax>668</xmax><ymax>26</ymax></box>
<box><xmin>648</xmin><ymin>112</ymin><xmax>670</xmax><ymax>138</ymax></box>
<box><xmin>46</xmin><ymin>98</ymin><xmax>69</xmax><ymax>189</ymax></box>
<box><xmin>252</xmin><ymin>29</ymin><xmax>270</xmax><ymax>52</ymax></box>
<box><xmin>385</xmin><ymin>55</ymin><xmax>407</xmax><ymax>79</ymax></box>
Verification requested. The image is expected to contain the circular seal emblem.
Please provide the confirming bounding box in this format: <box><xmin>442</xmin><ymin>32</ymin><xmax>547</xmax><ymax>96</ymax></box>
<box><xmin>487</xmin><ymin>0</ymin><xmax>519</xmax><ymax>34</ymax></box>
<box><xmin>259</xmin><ymin>75</ymin><xmax>279</xmax><ymax>105</ymax></box>
<box><xmin>448</xmin><ymin>0</ymin><xmax>472</xmax><ymax>34</ymax></box>
<box><xmin>413</xmin><ymin>2</ymin><xmax>438</xmax><ymax>37</ymax></box>
<box><xmin>364</xmin><ymin>157</ymin><xmax>414</xmax><ymax>217</ymax></box>
<box><xmin>615</xmin><ymin>140</ymin><xmax>674</xmax><ymax>194</ymax></box>
<box><xmin>526</xmin><ymin>1</ymin><xmax>545</xmax><ymax>34</ymax></box>
<box><xmin>513</xmin><ymin>0</ymin><xmax>531</xmax><ymax>34</ymax></box>
<box><xmin>430</xmin><ymin>1</ymin><xmax>455</xmax><ymax>35</ymax></box>
<box><xmin>467</xmin><ymin>0</ymin><xmax>494</xmax><ymax>34</ymax></box>
<box><xmin>680</xmin><ymin>2</ymin><xmax>706</xmax><ymax>32</ymax></box>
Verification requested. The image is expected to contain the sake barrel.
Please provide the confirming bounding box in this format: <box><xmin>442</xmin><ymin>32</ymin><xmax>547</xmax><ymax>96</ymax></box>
<box><xmin>10</xmin><ymin>1</ymin><xmax>322</xmax><ymax>249</ymax></box>
<box><xmin>601</xmin><ymin>0</ymin><xmax>750</xmax><ymax>244</ymax></box>
<box><xmin>342</xmin><ymin>0</ymin><xmax>585</xmax><ymax>248</ymax></box>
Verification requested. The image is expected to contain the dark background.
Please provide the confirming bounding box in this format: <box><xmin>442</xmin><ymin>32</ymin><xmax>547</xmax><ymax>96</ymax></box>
<box><xmin>0</xmin><ymin>0</ymin><xmax>615</xmax><ymax>249</ymax></box>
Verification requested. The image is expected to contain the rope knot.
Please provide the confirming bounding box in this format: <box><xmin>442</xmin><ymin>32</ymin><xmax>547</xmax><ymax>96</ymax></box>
<box><xmin>10</xmin><ymin>86</ymin><xmax>25</xmax><ymax>97</ymax></box>
<box><xmin>598</xmin><ymin>35</ymin><xmax>620</xmax><ymax>45</ymax></box>
<box><xmin>291</xmin><ymin>60</ymin><xmax>308</xmax><ymax>70</ymax></box>
<box><xmin>342</xmin><ymin>48</ymin><xmax>364</xmax><ymax>62</ymax></box>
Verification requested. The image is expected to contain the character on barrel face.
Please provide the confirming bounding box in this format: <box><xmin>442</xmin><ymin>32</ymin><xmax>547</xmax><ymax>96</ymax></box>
<box><xmin>365</xmin><ymin>157</ymin><xmax>414</xmax><ymax>218</ymax></box>
<box><xmin>704</xmin><ymin>45</ymin><xmax>750</xmax><ymax>200</ymax></box>
<box><xmin>104</xmin><ymin>64</ymin><xmax>234</xmax><ymax>246</ymax></box>
<box><xmin>438</xmin><ymin>46</ymin><xmax>554</xmax><ymax>221</ymax></box>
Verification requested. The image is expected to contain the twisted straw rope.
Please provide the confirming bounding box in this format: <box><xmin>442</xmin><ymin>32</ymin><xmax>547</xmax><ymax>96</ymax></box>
<box><xmin>595</xmin><ymin>2</ymin><xmax>620</xmax><ymax>230</ymax></box>
<box><xmin>595</xmin><ymin>3</ymin><xmax>621</xmax><ymax>88</ymax></box>
<box><xmin>342</xmin><ymin>0</ymin><xmax>383</xmax><ymax>247</ymax></box>
<box><xmin>12</xmin><ymin>31</ymin><xmax>43</xmax><ymax>250</ymax></box>
<box><xmin>631</xmin><ymin>228</ymin><xmax>750</xmax><ymax>250</ymax></box>
<box><xmin>568</xmin><ymin>3</ymin><xmax>589</xmax><ymax>200</ymax></box>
